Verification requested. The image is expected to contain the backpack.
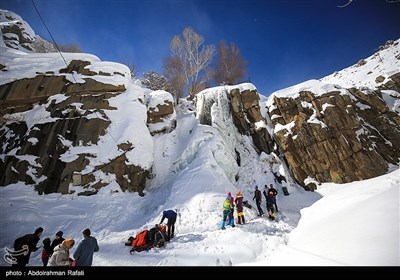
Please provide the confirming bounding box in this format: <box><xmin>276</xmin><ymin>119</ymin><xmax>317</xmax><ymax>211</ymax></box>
<box><xmin>132</xmin><ymin>230</ymin><xmax>148</xmax><ymax>248</ymax></box>
<box><xmin>131</xmin><ymin>230</ymin><xmax>149</xmax><ymax>252</ymax></box>
<box><xmin>223</xmin><ymin>199</ymin><xmax>231</xmax><ymax>210</ymax></box>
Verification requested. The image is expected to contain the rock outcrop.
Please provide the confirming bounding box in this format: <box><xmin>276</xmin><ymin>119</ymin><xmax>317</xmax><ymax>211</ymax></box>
<box><xmin>0</xmin><ymin>53</ymin><xmax>153</xmax><ymax>195</ymax></box>
<box><xmin>0</xmin><ymin>9</ymin><xmax>56</xmax><ymax>53</ymax></box>
<box><xmin>146</xmin><ymin>90</ymin><xmax>176</xmax><ymax>135</ymax></box>
<box><xmin>267</xmin><ymin>40</ymin><xmax>400</xmax><ymax>189</ymax></box>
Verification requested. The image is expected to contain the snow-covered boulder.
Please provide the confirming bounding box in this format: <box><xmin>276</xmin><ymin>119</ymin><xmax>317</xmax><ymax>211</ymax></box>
<box><xmin>146</xmin><ymin>90</ymin><xmax>176</xmax><ymax>135</ymax></box>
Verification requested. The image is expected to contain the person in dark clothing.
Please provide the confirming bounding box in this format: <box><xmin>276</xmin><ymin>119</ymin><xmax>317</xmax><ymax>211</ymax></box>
<box><xmin>266</xmin><ymin>189</ymin><xmax>277</xmax><ymax>220</ymax></box>
<box><xmin>227</xmin><ymin>192</ymin><xmax>235</xmax><ymax>227</ymax></box>
<box><xmin>41</xmin><ymin>237</ymin><xmax>51</xmax><ymax>266</ymax></box>
<box><xmin>50</xmin><ymin>231</ymin><xmax>64</xmax><ymax>256</ymax></box>
<box><xmin>13</xmin><ymin>227</ymin><xmax>44</xmax><ymax>267</ymax></box>
<box><xmin>253</xmin><ymin>186</ymin><xmax>264</xmax><ymax>216</ymax></box>
<box><xmin>268</xmin><ymin>184</ymin><xmax>279</xmax><ymax>212</ymax></box>
<box><xmin>160</xmin><ymin>209</ymin><xmax>177</xmax><ymax>241</ymax></box>
<box><xmin>235</xmin><ymin>191</ymin><xmax>245</xmax><ymax>224</ymax></box>
<box><xmin>263</xmin><ymin>185</ymin><xmax>269</xmax><ymax>209</ymax></box>
<box><xmin>73</xmin><ymin>228</ymin><xmax>99</xmax><ymax>266</ymax></box>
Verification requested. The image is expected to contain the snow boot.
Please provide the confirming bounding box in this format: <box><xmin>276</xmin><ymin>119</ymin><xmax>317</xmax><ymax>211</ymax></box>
<box><xmin>221</xmin><ymin>220</ymin><xmax>226</xmax><ymax>230</ymax></box>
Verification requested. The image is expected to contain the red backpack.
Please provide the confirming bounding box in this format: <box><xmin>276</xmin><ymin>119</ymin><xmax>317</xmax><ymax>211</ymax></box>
<box><xmin>132</xmin><ymin>230</ymin><xmax>149</xmax><ymax>250</ymax></box>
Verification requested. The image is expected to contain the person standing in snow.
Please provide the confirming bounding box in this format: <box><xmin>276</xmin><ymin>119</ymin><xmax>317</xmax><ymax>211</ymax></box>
<box><xmin>48</xmin><ymin>238</ymin><xmax>75</xmax><ymax>267</ymax></box>
<box><xmin>159</xmin><ymin>210</ymin><xmax>177</xmax><ymax>241</ymax></box>
<box><xmin>227</xmin><ymin>192</ymin><xmax>235</xmax><ymax>227</ymax></box>
<box><xmin>73</xmin><ymin>228</ymin><xmax>99</xmax><ymax>266</ymax></box>
<box><xmin>268</xmin><ymin>184</ymin><xmax>279</xmax><ymax>212</ymax></box>
<box><xmin>253</xmin><ymin>186</ymin><xmax>264</xmax><ymax>216</ymax></box>
<box><xmin>50</xmin><ymin>231</ymin><xmax>64</xmax><ymax>256</ymax></box>
<box><xmin>221</xmin><ymin>194</ymin><xmax>233</xmax><ymax>230</ymax></box>
<box><xmin>235</xmin><ymin>191</ymin><xmax>245</xmax><ymax>224</ymax></box>
<box><xmin>12</xmin><ymin>227</ymin><xmax>44</xmax><ymax>267</ymax></box>
<box><xmin>266</xmin><ymin>188</ymin><xmax>277</xmax><ymax>219</ymax></box>
<box><xmin>41</xmin><ymin>237</ymin><xmax>51</xmax><ymax>266</ymax></box>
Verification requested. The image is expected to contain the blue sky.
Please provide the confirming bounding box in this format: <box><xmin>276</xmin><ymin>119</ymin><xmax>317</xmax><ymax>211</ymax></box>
<box><xmin>2</xmin><ymin>0</ymin><xmax>399</xmax><ymax>96</ymax></box>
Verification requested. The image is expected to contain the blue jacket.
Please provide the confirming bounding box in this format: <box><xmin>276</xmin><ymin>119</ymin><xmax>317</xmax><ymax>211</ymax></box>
<box><xmin>73</xmin><ymin>236</ymin><xmax>99</xmax><ymax>266</ymax></box>
<box><xmin>160</xmin><ymin>210</ymin><xmax>177</xmax><ymax>223</ymax></box>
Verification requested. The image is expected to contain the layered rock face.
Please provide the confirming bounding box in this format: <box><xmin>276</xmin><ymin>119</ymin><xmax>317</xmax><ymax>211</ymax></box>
<box><xmin>267</xmin><ymin>40</ymin><xmax>400</xmax><ymax>189</ymax></box>
<box><xmin>0</xmin><ymin>53</ymin><xmax>155</xmax><ymax>195</ymax></box>
<box><xmin>229</xmin><ymin>88</ymin><xmax>274</xmax><ymax>154</ymax></box>
<box><xmin>0</xmin><ymin>9</ymin><xmax>56</xmax><ymax>53</ymax></box>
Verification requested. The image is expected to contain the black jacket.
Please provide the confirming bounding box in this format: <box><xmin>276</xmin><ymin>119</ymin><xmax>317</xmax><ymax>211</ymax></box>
<box><xmin>14</xmin><ymin>234</ymin><xmax>40</xmax><ymax>265</ymax></box>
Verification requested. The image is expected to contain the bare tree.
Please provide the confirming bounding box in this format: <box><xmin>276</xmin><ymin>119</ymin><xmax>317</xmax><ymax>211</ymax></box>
<box><xmin>213</xmin><ymin>40</ymin><xmax>247</xmax><ymax>85</ymax></box>
<box><xmin>169</xmin><ymin>27</ymin><xmax>215</xmax><ymax>99</ymax></box>
<box><xmin>140</xmin><ymin>71</ymin><xmax>169</xmax><ymax>91</ymax></box>
<box><xmin>164</xmin><ymin>56</ymin><xmax>185</xmax><ymax>102</ymax></box>
<box><xmin>121</xmin><ymin>62</ymin><xmax>137</xmax><ymax>78</ymax></box>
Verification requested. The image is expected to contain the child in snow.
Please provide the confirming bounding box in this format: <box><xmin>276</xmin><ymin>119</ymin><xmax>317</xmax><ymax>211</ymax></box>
<box><xmin>41</xmin><ymin>237</ymin><xmax>51</xmax><ymax>266</ymax></box>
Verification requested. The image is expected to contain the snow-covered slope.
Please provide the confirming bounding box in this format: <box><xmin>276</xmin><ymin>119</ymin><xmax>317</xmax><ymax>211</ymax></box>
<box><xmin>321</xmin><ymin>39</ymin><xmax>400</xmax><ymax>89</ymax></box>
<box><xmin>263</xmin><ymin>168</ymin><xmax>400</xmax><ymax>266</ymax></box>
<box><xmin>1</xmin><ymin>165</ymin><xmax>398</xmax><ymax>266</ymax></box>
<box><xmin>268</xmin><ymin>39</ymin><xmax>400</xmax><ymax>104</ymax></box>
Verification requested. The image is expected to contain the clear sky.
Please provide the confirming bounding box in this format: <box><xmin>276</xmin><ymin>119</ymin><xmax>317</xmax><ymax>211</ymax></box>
<box><xmin>1</xmin><ymin>0</ymin><xmax>399</xmax><ymax>96</ymax></box>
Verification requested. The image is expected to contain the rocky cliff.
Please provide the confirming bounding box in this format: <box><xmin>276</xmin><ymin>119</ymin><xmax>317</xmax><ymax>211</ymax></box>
<box><xmin>1</xmin><ymin>10</ymin><xmax>398</xmax><ymax>194</ymax></box>
<box><xmin>266</xmin><ymin>40</ymin><xmax>400</xmax><ymax>189</ymax></box>
<box><xmin>0</xmin><ymin>34</ymin><xmax>176</xmax><ymax>195</ymax></box>
<box><xmin>0</xmin><ymin>9</ymin><xmax>56</xmax><ymax>53</ymax></box>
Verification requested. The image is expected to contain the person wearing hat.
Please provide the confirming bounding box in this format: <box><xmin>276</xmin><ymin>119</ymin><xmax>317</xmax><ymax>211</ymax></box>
<box><xmin>73</xmin><ymin>228</ymin><xmax>99</xmax><ymax>266</ymax></box>
<box><xmin>48</xmin><ymin>238</ymin><xmax>75</xmax><ymax>266</ymax></box>
<box><xmin>12</xmin><ymin>227</ymin><xmax>44</xmax><ymax>267</ymax></box>
<box><xmin>221</xmin><ymin>194</ymin><xmax>233</xmax><ymax>230</ymax></box>
<box><xmin>235</xmin><ymin>191</ymin><xmax>245</xmax><ymax>224</ymax></box>
<box><xmin>50</xmin><ymin>231</ymin><xmax>64</xmax><ymax>256</ymax></box>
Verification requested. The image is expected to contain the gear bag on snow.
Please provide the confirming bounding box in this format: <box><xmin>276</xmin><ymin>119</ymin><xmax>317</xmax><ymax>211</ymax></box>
<box><xmin>131</xmin><ymin>229</ymin><xmax>149</xmax><ymax>252</ymax></box>
<box><xmin>129</xmin><ymin>225</ymin><xmax>168</xmax><ymax>254</ymax></box>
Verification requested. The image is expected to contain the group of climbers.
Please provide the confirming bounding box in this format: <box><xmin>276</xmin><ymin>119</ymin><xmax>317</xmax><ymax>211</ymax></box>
<box><xmin>221</xmin><ymin>190</ymin><xmax>246</xmax><ymax>229</ymax></box>
<box><xmin>221</xmin><ymin>184</ymin><xmax>279</xmax><ymax>229</ymax></box>
<box><xmin>254</xmin><ymin>184</ymin><xmax>279</xmax><ymax>219</ymax></box>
